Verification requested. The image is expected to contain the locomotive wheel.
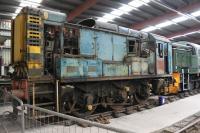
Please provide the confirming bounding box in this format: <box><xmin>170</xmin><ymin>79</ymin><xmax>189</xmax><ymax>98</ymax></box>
<box><xmin>133</xmin><ymin>84</ymin><xmax>150</xmax><ymax>104</ymax></box>
<box><xmin>189</xmin><ymin>81</ymin><xmax>195</xmax><ymax>90</ymax></box>
<box><xmin>73</xmin><ymin>97</ymin><xmax>99</xmax><ymax>118</ymax></box>
<box><xmin>62</xmin><ymin>92</ymin><xmax>76</xmax><ymax>113</ymax></box>
<box><xmin>72</xmin><ymin>105</ymin><xmax>97</xmax><ymax>118</ymax></box>
<box><xmin>195</xmin><ymin>81</ymin><xmax>200</xmax><ymax>89</ymax></box>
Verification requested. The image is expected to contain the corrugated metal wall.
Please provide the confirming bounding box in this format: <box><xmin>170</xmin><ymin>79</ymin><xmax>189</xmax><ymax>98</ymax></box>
<box><xmin>0</xmin><ymin>19</ymin><xmax>11</xmax><ymax>29</ymax></box>
<box><xmin>0</xmin><ymin>47</ymin><xmax>11</xmax><ymax>65</ymax></box>
<box><xmin>0</xmin><ymin>20</ymin><xmax>11</xmax><ymax>36</ymax></box>
<box><xmin>0</xmin><ymin>40</ymin><xmax>11</xmax><ymax>66</ymax></box>
<box><xmin>0</xmin><ymin>20</ymin><xmax>11</xmax><ymax>66</ymax></box>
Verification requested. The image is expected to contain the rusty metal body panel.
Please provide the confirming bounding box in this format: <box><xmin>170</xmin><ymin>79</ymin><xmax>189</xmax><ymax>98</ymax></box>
<box><xmin>56</xmin><ymin>27</ymin><xmax>173</xmax><ymax>80</ymax></box>
<box><xmin>56</xmin><ymin>58</ymin><xmax>84</xmax><ymax>78</ymax></box>
<box><xmin>84</xmin><ymin>59</ymin><xmax>102</xmax><ymax>77</ymax></box>
<box><xmin>96</xmin><ymin>31</ymin><xmax>113</xmax><ymax>61</ymax></box>
<box><xmin>79</xmin><ymin>29</ymin><xmax>95</xmax><ymax>56</ymax></box>
<box><xmin>149</xmin><ymin>34</ymin><xmax>173</xmax><ymax>75</ymax></box>
<box><xmin>103</xmin><ymin>63</ymin><xmax>129</xmax><ymax>77</ymax></box>
<box><xmin>112</xmin><ymin>34</ymin><xmax>127</xmax><ymax>61</ymax></box>
<box><xmin>56</xmin><ymin>58</ymin><xmax>103</xmax><ymax>78</ymax></box>
<box><xmin>127</xmin><ymin>57</ymin><xmax>149</xmax><ymax>75</ymax></box>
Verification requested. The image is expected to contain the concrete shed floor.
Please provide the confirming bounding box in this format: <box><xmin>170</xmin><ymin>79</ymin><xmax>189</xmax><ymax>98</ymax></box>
<box><xmin>108</xmin><ymin>94</ymin><xmax>200</xmax><ymax>133</ymax></box>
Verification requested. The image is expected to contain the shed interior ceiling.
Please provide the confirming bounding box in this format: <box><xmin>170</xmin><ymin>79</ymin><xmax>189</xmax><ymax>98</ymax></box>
<box><xmin>0</xmin><ymin>0</ymin><xmax>200</xmax><ymax>44</ymax></box>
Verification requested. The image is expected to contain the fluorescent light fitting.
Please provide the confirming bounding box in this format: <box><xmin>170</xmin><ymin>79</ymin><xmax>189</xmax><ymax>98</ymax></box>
<box><xmin>97</xmin><ymin>18</ymin><xmax>109</xmax><ymax>22</ymax></box>
<box><xmin>111</xmin><ymin>9</ymin><xmax>124</xmax><ymax>16</ymax></box>
<box><xmin>141</xmin><ymin>26</ymin><xmax>157</xmax><ymax>32</ymax></box>
<box><xmin>20</xmin><ymin>1</ymin><xmax>40</xmax><ymax>8</ymax></box>
<box><xmin>119</xmin><ymin>5</ymin><xmax>135</xmax><ymax>12</ymax></box>
<box><xmin>12</xmin><ymin>13</ymin><xmax>17</xmax><ymax>17</ymax></box>
<box><xmin>15</xmin><ymin>7</ymin><xmax>22</xmax><ymax>14</ymax></box>
<box><xmin>169</xmin><ymin>36</ymin><xmax>179</xmax><ymax>39</ymax></box>
<box><xmin>169</xmin><ymin>35</ymin><xmax>184</xmax><ymax>39</ymax></box>
<box><xmin>141</xmin><ymin>0</ymin><xmax>150</xmax><ymax>3</ymax></box>
<box><xmin>172</xmin><ymin>16</ymin><xmax>188</xmax><ymax>23</ymax></box>
<box><xmin>184</xmin><ymin>31</ymin><xmax>199</xmax><ymax>36</ymax></box>
<box><xmin>12</xmin><ymin>16</ymin><xmax>16</xmax><ymax>19</ymax></box>
<box><xmin>103</xmin><ymin>14</ymin><xmax>117</xmax><ymax>20</ymax></box>
<box><xmin>155</xmin><ymin>21</ymin><xmax>174</xmax><ymax>28</ymax></box>
<box><xmin>27</xmin><ymin>0</ymin><xmax>43</xmax><ymax>3</ymax></box>
<box><xmin>128</xmin><ymin>0</ymin><xmax>144</xmax><ymax>8</ymax></box>
<box><xmin>191</xmin><ymin>10</ymin><xmax>200</xmax><ymax>17</ymax></box>
<box><xmin>169</xmin><ymin>31</ymin><xmax>200</xmax><ymax>39</ymax></box>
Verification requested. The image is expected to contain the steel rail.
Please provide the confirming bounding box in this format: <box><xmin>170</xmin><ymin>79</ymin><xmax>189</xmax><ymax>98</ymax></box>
<box><xmin>175</xmin><ymin>117</ymin><xmax>200</xmax><ymax>133</ymax></box>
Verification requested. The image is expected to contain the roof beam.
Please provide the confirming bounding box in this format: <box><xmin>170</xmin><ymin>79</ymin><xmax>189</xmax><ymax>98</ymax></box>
<box><xmin>67</xmin><ymin>0</ymin><xmax>98</xmax><ymax>22</ymax></box>
<box><xmin>166</xmin><ymin>26</ymin><xmax>200</xmax><ymax>38</ymax></box>
<box><xmin>0</xmin><ymin>11</ymin><xmax>15</xmax><ymax>17</ymax></box>
<box><xmin>0</xmin><ymin>4</ymin><xmax>19</xmax><ymax>10</ymax></box>
<box><xmin>131</xmin><ymin>2</ymin><xmax>200</xmax><ymax>30</ymax></box>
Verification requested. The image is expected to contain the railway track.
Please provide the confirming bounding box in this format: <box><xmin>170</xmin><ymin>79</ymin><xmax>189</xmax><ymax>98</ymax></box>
<box><xmin>157</xmin><ymin>112</ymin><xmax>200</xmax><ymax>133</ymax></box>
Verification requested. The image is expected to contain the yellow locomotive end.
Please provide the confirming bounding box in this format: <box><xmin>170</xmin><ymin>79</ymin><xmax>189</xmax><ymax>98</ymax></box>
<box><xmin>167</xmin><ymin>72</ymin><xmax>181</xmax><ymax>94</ymax></box>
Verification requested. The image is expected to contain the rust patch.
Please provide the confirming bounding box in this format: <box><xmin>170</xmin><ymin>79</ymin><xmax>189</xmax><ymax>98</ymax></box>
<box><xmin>157</xmin><ymin>59</ymin><xmax>164</xmax><ymax>74</ymax></box>
<box><xmin>66</xmin><ymin>66</ymin><xmax>79</xmax><ymax>72</ymax></box>
<box><xmin>88</xmin><ymin>66</ymin><xmax>96</xmax><ymax>72</ymax></box>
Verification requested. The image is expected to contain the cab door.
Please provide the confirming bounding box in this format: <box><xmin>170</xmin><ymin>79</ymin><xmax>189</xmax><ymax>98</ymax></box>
<box><xmin>156</xmin><ymin>42</ymin><xmax>165</xmax><ymax>74</ymax></box>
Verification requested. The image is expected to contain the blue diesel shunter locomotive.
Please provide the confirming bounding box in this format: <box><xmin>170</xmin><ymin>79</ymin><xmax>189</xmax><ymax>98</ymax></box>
<box><xmin>12</xmin><ymin>7</ymin><xmax>175</xmax><ymax>116</ymax></box>
<box><xmin>55</xmin><ymin>19</ymin><xmax>173</xmax><ymax>115</ymax></box>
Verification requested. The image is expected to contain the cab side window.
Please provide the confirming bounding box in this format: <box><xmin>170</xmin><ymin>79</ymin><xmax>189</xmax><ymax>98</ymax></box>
<box><xmin>192</xmin><ymin>48</ymin><xmax>196</xmax><ymax>55</ymax></box>
<box><xmin>128</xmin><ymin>39</ymin><xmax>140</xmax><ymax>56</ymax></box>
<box><xmin>158</xmin><ymin>43</ymin><xmax>163</xmax><ymax>58</ymax></box>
